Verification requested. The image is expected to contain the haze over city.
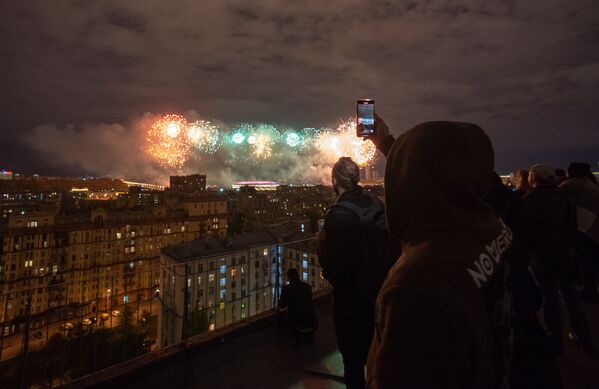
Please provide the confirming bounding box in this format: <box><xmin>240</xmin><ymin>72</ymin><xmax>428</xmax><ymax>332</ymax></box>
<box><xmin>1</xmin><ymin>0</ymin><xmax>598</xmax><ymax>183</ymax></box>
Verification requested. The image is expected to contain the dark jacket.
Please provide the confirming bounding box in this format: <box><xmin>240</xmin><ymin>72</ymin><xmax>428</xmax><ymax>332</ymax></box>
<box><xmin>278</xmin><ymin>280</ymin><xmax>317</xmax><ymax>330</ymax></box>
<box><xmin>367</xmin><ymin>122</ymin><xmax>512</xmax><ymax>389</ymax></box>
<box><xmin>319</xmin><ymin>187</ymin><xmax>378</xmax><ymax>296</ymax></box>
<box><xmin>560</xmin><ymin>177</ymin><xmax>599</xmax><ymax>244</ymax></box>
<box><xmin>523</xmin><ymin>185</ymin><xmax>575</xmax><ymax>252</ymax></box>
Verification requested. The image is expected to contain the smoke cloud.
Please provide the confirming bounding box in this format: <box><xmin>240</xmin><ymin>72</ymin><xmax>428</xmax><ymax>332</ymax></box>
<box><xmin>25</xmin><ymin>111</ymin><xmax>365</xmax><ymax>186</ymax></box>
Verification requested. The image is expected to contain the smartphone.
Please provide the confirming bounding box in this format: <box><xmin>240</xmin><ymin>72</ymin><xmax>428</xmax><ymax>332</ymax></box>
<box><xmin>356</xmin><ymin>99</ymin><xmax>375</xmax><ymax>138</ymax></box>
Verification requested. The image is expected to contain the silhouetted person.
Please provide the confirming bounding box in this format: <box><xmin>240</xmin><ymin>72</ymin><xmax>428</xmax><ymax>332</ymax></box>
<box><xmin>554</xmin><ymin>168</ymin><xmax>567</xmax><ymax>186</ymax></box>
<box><xmin>523</xmin><ymin>164</ymin><xmax>593</xmax><ymax>354</ymax></box>
<box><xmin>485</xmin><ymin>172</ymin><xmax>563</xmax><ymax>388</ymax></box>
<box><xmin>514</xmin><ymin>169</ymin><xmax>531</xmax><ymax>198</ymax></box>
<box><xmin>278</xmin><ymin>268</ymin><xmax>317</xmax><ymax>348</ymax></box>
<box><xmin>568</xmin><ymin>162</ymin><xmax>598</xmax><ymax>185</ymax></box>
<box><xmin>318</xmin><ymin>157</ymin><xmax>395</xmax><ymax>389</ymax></box>
<box><xmin>367</xmin><ymin>119</ymin><xmax>513</xmax><ymax>388</ymax></box>
<box><xmin>560</xmin><ymin>162</ymin><xmax>599</xmax><ymax>302</ymax></box>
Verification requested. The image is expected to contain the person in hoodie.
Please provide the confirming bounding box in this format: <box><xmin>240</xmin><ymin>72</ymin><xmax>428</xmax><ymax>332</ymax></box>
<box><xmin>366</xmin><ymin>118</ymin><xmax>513</xmax><ymax>388</ymax></box>
<box><xmin>523</xmin><ymin>164</ymin><xmax>593</xmax><ymax>354</ymax></box>
<box><xmin>560</xmin><ymin>162</ymin><xmax>599</xmax><ymax>302</ymax></box>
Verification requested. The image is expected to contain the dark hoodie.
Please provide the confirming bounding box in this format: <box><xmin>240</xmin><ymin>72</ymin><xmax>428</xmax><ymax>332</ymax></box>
<box><xmin>367</xmin><ymin>122</ymin><xmax>512</xmax><ymax>389</ymax></box>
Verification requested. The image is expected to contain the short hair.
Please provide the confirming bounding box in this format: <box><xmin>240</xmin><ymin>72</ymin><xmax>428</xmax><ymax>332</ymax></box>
<box><xmin>529</xmin><ymin>164</ymin><xmax>555</xmax><ymax>185</ymax></box>
<box><xmin>287</xmin><ymin>268</ymin><xmax>299</xmax><ymax>282</ymax></box>
<box><xmin>332</xmin><ymin>157</ymin><xmax>360</xmax><ymax>191</ymax></box>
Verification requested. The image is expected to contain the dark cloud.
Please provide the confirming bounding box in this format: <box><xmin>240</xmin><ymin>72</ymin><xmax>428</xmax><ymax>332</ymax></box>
<box><xmin>1</xmin><ymin>0</ymin><xmax>598</xmax><ymax>179</ymax></box>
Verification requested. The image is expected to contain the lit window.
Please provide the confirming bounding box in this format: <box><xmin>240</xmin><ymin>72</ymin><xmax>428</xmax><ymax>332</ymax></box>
<box><xmin>220</xmin><ymin>277</ymin><xmax>226</xmax><ymax>287</ymax></box>
<box><xmin>208</xmin><ymin>274</ymin><xmax>215</xmax><ymax>282</ymax></box>
<box><xmin>303</xmin><ymin>272</ymin><xmax>308</xmax><ymax>281</ymax></box>
<box><xmin>209</xmin><ymin>323</ymin><xmax>215</xmax><ymax>331</ymax></box>
<box><xmin>181</xmin><ymin>226</ymin><xmax>185</xmax><ymax>232</ymax></box>
<box><xmin>197</xmin><ymin>276</ymin><xmax>202</xmax><ymax>285</ymax></box>
<box><xmin>131</xmin><ymin>231</ymin><xmax>136</xmax><ymax>237</ymax></box>
<box><xmin>302</xmin><ymin>260</ymin><xmax>308</xmax><ymax>269</ymax></box>
<box><xmin>116</xmin><ymin>232</ymin><xmax>122</xmax><ymax>239</ymax></box>
<box><xmin>230</xmin><ymin>268</ymin><xmax>237</xmax><ymax>277</ymax></box>
<box><xmin>220</xmin><ymin>265</ymin><xmax>226</xmax><ymax>274</ymax></box>
<box><xmin>263</xmin><ymin>248</ymin><xmax>268</xmax><ymax>256</ymax></box>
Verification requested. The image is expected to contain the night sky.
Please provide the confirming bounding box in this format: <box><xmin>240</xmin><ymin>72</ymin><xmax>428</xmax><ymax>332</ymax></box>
<box><xmin>1</xmin><ymin>1</ymin><xmax>598</xmax><ymax>179</ymax></box>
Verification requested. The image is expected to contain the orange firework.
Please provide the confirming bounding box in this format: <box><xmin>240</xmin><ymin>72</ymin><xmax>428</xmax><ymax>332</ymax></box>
<box><xmin>316</xmin><ymin>118</ymin><xmax>377</xmax><ymax>166</ymax></box>
<box><xmin>147</xmin><ymin>114</ymin><xmax>191</xmax><ymax>168</ymax></box>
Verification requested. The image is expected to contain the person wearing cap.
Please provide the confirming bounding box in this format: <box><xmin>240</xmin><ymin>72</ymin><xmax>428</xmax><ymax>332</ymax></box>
<box><xmin>523</xmin><ymin>164</ymin><xmax>593</xmax><ymax>354</ymax></box>
<box><xmin>560</xmin><ymin>162</ymin><xmax>599</xmax><ymax>302</ymax></box>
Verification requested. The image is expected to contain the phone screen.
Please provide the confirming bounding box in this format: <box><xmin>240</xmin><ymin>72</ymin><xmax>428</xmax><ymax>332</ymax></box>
<box><xmin>357</xmin><ymin>99</ymin><xmax>375</xmax><ymax>138</ymax></box>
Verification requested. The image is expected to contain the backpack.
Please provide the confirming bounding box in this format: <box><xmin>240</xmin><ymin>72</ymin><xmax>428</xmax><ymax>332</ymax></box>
<box><xmin>331</xmin><ymin>197</ymin><xmax>401</xmax><ymax>306</ymax></box>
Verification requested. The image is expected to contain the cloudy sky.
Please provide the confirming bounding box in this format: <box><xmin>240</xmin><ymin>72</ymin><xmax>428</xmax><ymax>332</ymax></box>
<box><xmin>1</xmin><ymin>0</ymin><xmax>598</xmax><ymax>180</ymax></box>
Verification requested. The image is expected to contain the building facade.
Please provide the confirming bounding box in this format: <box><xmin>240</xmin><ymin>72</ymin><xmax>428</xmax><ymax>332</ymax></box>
<box><xmin>158</xmin><ymin>230</ymin><xmax>326</xmax><ymax>346</ymax></box>
<box><xmin>0</xmin><ymin>196</ymin><xmax>228</xmax><ymax>337</ymax></box>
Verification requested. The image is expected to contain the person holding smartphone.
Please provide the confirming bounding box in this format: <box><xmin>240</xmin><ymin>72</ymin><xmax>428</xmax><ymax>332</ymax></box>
<box><xmin>364</xmin><ymin>117</ymin><xmax>514</xmax><ymax>388</ymax></box>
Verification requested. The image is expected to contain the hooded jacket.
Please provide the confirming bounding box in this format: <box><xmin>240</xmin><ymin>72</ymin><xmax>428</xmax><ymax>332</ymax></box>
<box><xmin>367</xmin><ymin>122</ymin><xmax>512</xmax><ymax>389</ymax></box>
<box><xmin>560</xmin><ymin>177</ymin><xmax>599</xmax><ymax>244</ymax></box>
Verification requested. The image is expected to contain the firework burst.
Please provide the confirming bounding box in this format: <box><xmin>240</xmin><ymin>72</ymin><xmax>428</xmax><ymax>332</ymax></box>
<box><xmin>146</xmin><ymin>114</ymin><xmax>191</xmax><ymax>168</ymax></box>
<box><xmin>316</xmin><ymin>118</ymin><xmax>377</xmax><ymax>166</ymax></box>
<box><xmin>187</xmin><ymin>120</ymin><xmax>220</xmax><ymax>153</ymax></box>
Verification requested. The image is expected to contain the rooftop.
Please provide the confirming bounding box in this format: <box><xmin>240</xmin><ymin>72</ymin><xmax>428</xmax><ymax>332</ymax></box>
<box><xmin>163</xmin><ymin>229</ymin><xmax>316</xmax><ymax>262</ymax></box>
<box><xmin>62</xmin><ymin>297</ymin><xmax>599</xmax><ymax>389</ymax></box>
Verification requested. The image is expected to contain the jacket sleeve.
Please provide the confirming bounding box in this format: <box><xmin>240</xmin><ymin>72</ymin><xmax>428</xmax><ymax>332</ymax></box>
<box><xmin>377</xmin><ymin>135</ymin><xmax>395</xmax><ymax>157</ymax></box>
<box><xmin>367</xmin><ymin>285</ymin><xmax>470</xmax><ymax>389</ymax></box>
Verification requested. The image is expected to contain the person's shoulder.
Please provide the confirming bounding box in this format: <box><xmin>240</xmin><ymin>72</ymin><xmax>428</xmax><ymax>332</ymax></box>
<box><xmin>325</xmin><ymin>203</ymin><xmax>360</xmax><ymax>225</ymax></box>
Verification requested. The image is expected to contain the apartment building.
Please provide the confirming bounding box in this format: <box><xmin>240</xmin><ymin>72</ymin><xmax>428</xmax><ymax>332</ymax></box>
<box><xmin>158</xmin><ymin>229</ymin><xmax>325</xmax><ymax>345</ymax></box>
<box><xmin>0</xmin><ymin>196</ymin><xmax>228</xmax><ymax>336</ymax></box>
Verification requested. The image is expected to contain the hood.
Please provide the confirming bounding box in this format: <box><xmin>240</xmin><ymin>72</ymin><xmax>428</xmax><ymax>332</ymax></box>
<box><xmin>384</xmin><ymin>121</ymin><xmax>495</xmax><ymax>242</ymax></box>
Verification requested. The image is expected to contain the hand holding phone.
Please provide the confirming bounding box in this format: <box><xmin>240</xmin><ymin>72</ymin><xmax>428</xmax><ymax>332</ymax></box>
<box><xmin>356</xmin><ymin>99</ymin><xmax>375</xmax><ymax>138</ymax></box>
